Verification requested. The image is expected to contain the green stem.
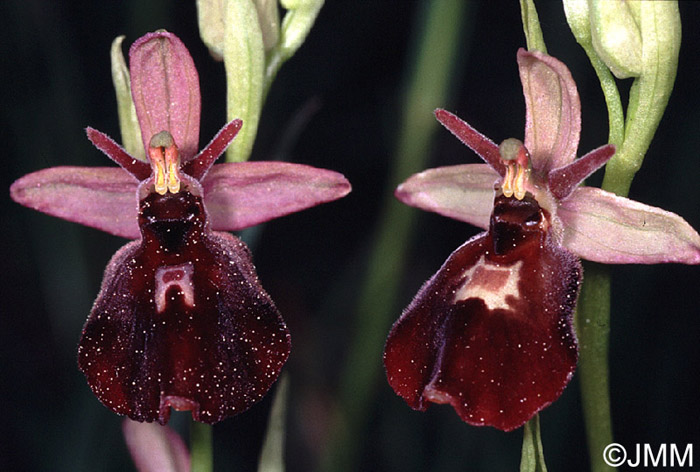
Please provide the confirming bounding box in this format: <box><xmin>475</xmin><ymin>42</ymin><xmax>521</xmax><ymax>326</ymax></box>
<box><xmin>563</xmin><ymin>0</ymin><xmax>625</xmax><ymax>149</ymax></box>
<box><xmin>190</xmin><ymin>422</ymin><xmax>213</xmax><ymax>472</ymax></box>
<box><xmin>570</xmin><ymin>14</ymin><xmax>627</xmax><ymax>472</ymax></box>
<box><xmin>263</xmin><ymin>0</ymin><xmax>324</xmax><ymax>97</ymax></box>
<box><xmin>520</xmin><ymin>414</ymin><xmax>548</xmax><ymax>472</ymax></box>
<box><xmin>257</xmin><ymin>374</ymin><xmax>289</xmax><ymax>472</ymax></box>
<box><xmin>577</xmin><ymin>6</ymin><xmax>679</xmax><ymax>470</ymax></box>
<box><xmin>319</xmin><ymin>1</ymin><xmax>468</xmax><ymax>470</ymax></box>
<box><xmin>519</xmin><ymin>0</ymin><xmax>547</xmax><ymax>53</ymax></box>
<box><xmin>576</xmin><ymin>264</ymin><xmax>613</xmax><ymax>472</ymax></box>
<box><xmin>601</xmin><ymin>1</ymin><xmax>680</xmax><ymax>196</ymax></box>
<box><xmin>574</xmin><ymin>45</ymin><xmax>623</xmax><ymax>472</ymax></box>
<box><xmin>581</xmin><ymin>48</ymin><xmax>625</xmax><ymax>148</ymax></box>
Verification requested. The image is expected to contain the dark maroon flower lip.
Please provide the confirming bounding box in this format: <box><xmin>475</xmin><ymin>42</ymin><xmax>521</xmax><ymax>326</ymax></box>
<box><xmin>10</xmin><ymin>30</ymin><xmax>351</xmax><ymax>424</ymax></box>
<box><xmin>78</xmin><ymin>189</ymin><xmax>291</xmax><ymax>424</ymax></box>
<box><xmin>384</xmin><ymin>194</ymin><xmax>580</xmax><ymax>431</ymax></box>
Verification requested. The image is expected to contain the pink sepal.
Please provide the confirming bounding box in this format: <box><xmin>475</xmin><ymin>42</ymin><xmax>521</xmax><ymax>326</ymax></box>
<box><xmin>558</xmin><ymin>186</ymin><xmax>700</xmax><ymax>264</ymax></box>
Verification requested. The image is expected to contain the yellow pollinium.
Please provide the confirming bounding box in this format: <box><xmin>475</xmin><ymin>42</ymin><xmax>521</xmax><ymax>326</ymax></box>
<box><xmin>498</xmin><ymin>138</ymin><xmax>530</xmax><ymax>201</ymax></box>
<box><xmin>502</xmin><ymin>162</ymin><xmax>527</xmax><ymax>200</ymax></box>
<box><xmin>148</xmin><ymin>131</ymin><xmax>181</xmax><ymax>195</ymax></box>
<box><xmin>166</xmin><ymin>161</ymin><xmax>180</xmax><ymax>194</ymax></box>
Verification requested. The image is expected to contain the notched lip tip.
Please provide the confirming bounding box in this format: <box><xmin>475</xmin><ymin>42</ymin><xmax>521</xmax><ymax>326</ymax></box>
<box><xmin>159</xmin><ymin>395</ymin><xmax>201</xmax><ymax>425</ymax></box>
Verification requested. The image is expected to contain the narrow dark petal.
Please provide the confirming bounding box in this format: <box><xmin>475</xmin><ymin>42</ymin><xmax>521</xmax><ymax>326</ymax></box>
<box><xmin>434</xmin><ymin>109</ymin><xmax>506</xmax><ymax>176</ymax></box>
<box><xmin>182</xmin><ymin>119</ymin><xmax>243</xmax><ymax>180</ymax></box>
<box><xmin>10</xmin><ymin>166</ymin><xmax>140</xmax><ymax>239</ymax></box>
<box><xmin>78</xmin><ymin>191</ymin><xmax>290</xmax><ymax>424</ymax></box>
<box><xmin>86</xmin><ymin>127</ymin><xmax>151</xmax><ymax>181</ymax></box>
<box><xmin>384</xmin><ymin>195</ymin><xmax>580</xmax><ymax>431</ymax></box>
<box><xmin>548</xmin><ymin>144</ymin><xmax>616</xmax><ymax>199</ymax></box>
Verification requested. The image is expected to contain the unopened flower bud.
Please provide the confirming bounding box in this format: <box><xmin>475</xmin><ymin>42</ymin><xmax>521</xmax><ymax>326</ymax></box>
<box><xmin>197</xmin><ymin>0</ymin><xmax>280</xmax><ymax>60</ymax></box>
<box><xmin>590</xmin><ymin>0</ymin><xmax>643</xmax><ymax>79</ymax></box>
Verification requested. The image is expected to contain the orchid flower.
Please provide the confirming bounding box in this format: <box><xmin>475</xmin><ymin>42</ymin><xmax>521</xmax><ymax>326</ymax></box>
<box><xmin>383</xmin><ymin>48</ymin><xmax>700</xmax><ymax>431</ymax></box>
<box><xmin>10</xmin><ymin>31</ymin><xmax>350</xmax><ymax>424</ymax></box>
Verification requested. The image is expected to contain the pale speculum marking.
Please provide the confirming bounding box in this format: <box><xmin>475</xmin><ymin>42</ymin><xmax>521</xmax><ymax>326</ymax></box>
<box><xmin>453</xmin><ymin>256</ymin><xmax>522</xmax><ymax>310</ymax></box>
<box><xmin>155</xmin><ymin>262</ymin><xmax>195</xmax><ymax>313</ymax></box>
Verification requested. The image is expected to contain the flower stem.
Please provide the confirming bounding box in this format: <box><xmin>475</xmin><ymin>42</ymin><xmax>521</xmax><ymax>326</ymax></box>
<box><xmin>519</xmin><ymin>0</ymin><xmax>547</xmax><ymax>54</ymax></box>
<box><xmin>263</xmin><ymin>0</ymin><xmax>324</xmax><ymax>97</ymax></box>
<box><xmin>575</xmin><ymin>263</ymin><xmax>613</xmax><ymax>472</ymax></box>
<box><xmin>563</xmin><ymin>9</ymin><xmax>625</xmax><ymax>149</ymax></box>
<box><xmin>520</xmin><ymin>414</ymin><xmax>548</xmax><ymax>472</ymax></box>
<box><xmin>582</xmin><ymin>49</ymin><xmax>625</xmax><ymax>149</ymax></box>
<box><xmin>576</xmin><ymin>6</ymin><xmax>680</xmax><ymax>470</ymax></box>
<box><xmin>190</xmin><ymin>421</ymin><xmax>213</xmax><ymax>472</ymax></box>
<box><xmin>601</xmin><ymin>1</ymin><xmax>680</xmax><ymax>197</ymax></box>
<box><xmin>257</xmin><ymin>374</ymin><xmax>289</xmax><ymax>472</ymax></box>
<box><xmin>574</xmin><ymin>50</ymin><xmax>621</xmax><ymax>472</ymax></box>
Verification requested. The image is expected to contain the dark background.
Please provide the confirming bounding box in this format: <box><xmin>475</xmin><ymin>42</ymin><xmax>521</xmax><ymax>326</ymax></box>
<box><xmin>2</xmin><ymin>1</ymin><xmax>699</xmax><ymax>471</ymax></box>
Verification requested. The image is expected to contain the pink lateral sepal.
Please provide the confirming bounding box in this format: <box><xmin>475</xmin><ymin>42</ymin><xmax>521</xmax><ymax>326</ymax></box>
<box><xmin>203</xmin><ymin>161</ymin><xmax>351</xmax><ymax>231</ymax></box>
<box><xmin>558</xmin><ymin>186</ymin><xmax>700</xmax><ymax>264</ymax></box>
<box><xmin>394</xmin><ymin>163</ymin><xmax>498</xmax><ymax>230</ymax></box>
<box><xmin>10</xmin><ymin>166</ymin><xmax>140</xmax><ymax>239</ymax></box>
